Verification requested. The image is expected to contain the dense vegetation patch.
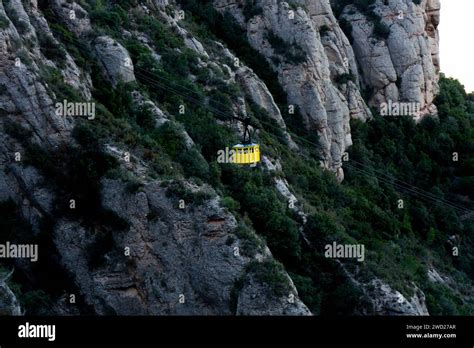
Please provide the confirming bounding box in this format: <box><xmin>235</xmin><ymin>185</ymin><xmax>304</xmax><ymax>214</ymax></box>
<box><xmin>265</xmin><ymin>31</ymin><xmax>307</xmax><ymax>65</ymax></box>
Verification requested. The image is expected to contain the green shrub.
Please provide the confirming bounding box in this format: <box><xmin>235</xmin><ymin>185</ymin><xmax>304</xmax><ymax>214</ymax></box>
<box><xmin>424</xmin><ymin>283</ymin><xmax>463</xmax><ymax>315</ymax></box>
<box><xmin>233</xmin><ymin>223</ymin><xmax>264</xmax><ymax>257</ymax></box>
<box><xmin>305</xmin><ymin>210</ymin><xmax>346</xmax><ymax>245</ymax></box>
<box><xmin>14</xmin><ymin>124</ymin><xmax>120</xmax><ymax>223</ymax></box>
<box><xmin>265</xmin><ymin>31</ymin><xmax>307</xmax><ymax>64</ymax></box>
<box><xmin>153</xmin><ymin>122</ymin><xmax>188</xmax><ymax>158</ymax></box>
<box><xmin>0</xmin><ymin>15</ymin><xmax>9</xmax><ymax>29</ymax></box>
<box><xmin>0</xmin><ymin>199</ymin><xmax>32</xmax><ymax>243</ymax></box>
<box><xmin>135</xmin><ymin>14</ymin><xmax>184</xmax><ymax>51</ymax></box>
<box><xmin>208</xmin><ymin>89</ymin><xmax>234</xmax><ymax>116</ymax></box>
<box><xmin>39</xmin><ymin>66</ymin><xmax>82</xmax><ymax>100</ymax></box>
<box><xmin>243</xmin><ymin>0</ymin><xmax>263</xmax><ymax>21</ymax></box>
<box><xmin>20</xmin><ymin>290</ymin><xmax>54</xmax><ymax>315</ymax></box>
<box><xmin>133</xmin><ymin>107</ymin><xmax>155</xmax><ymax>132</ymax></box>
<box><xmin>161</xmin><ymin>48</ymin><xmax>200</xmax><ymax>78</ymax></box>
<box><xmin>246</xmin><ymin>260</ymin><xmax>291</xmax><ymax>296</ymax></box>
<box><xmin>48</xmin><ymin>22</ymin><xmax>90</xmax><ymax>70</ymax></box>
<box><xmin>291</xmin><ymin>273</ymin><xmax>322</xmax><ymax>314</ymax></box>
<box><xmin>114</xmin><ymin>0</ymin><xmax>138</xmax><ymax>10</ymax></box>
<box><xmin>16</xmin><ymin>49</ymin><xmax>33</xmax><ymax>68</ymax></box>
<box><xmin>221</xmin><ymin>166</ymin><xmax>302</xmax><ymax>262</ymax></box>
<box><xmin>373</xmin><ymin>20</ymin><xmax>391</xmax><ymax>40</ymax></box>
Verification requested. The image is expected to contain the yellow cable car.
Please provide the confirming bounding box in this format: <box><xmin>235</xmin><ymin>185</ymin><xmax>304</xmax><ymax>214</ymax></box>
<box><xmin>232</xmin><ymin>143</ymin><xmax>261</xmax><ymax>165</ymax></box>
<box><xmin>231</xmin><ymin>116</ymin><xmax>261</xmax><ymax>166</ymax></box>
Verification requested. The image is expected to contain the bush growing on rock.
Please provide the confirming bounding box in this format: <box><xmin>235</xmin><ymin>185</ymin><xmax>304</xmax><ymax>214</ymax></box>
<box><xmin>0</xmin><ymin>15</ymin><xmax>8</xmax><ymax>29</ymax></box>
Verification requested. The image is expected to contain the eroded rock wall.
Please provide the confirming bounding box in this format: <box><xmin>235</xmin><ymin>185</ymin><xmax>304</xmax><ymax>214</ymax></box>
<box><xmin>213</xmin><ymin>0</ymin><xmax>372</xmax><ymax>180</ymax></box>
<box><xmin>339</xmin><ymin>0</ymin><xmax>440</xmax><ymax>117</ymax></box>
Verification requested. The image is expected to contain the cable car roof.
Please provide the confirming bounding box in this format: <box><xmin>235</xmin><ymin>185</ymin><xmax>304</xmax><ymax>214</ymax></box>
<box><xmin>232</xmin><ymin>143</ymin><xmax>259</xmax><ymax>148</ymax></box>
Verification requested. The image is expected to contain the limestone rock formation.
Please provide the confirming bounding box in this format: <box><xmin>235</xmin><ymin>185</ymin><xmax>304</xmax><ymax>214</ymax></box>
<box><xmin>236</xmin><ymin>66</ymin><xmax>298</xmax><ymax>150</ymax></box>
<box><xmin>0</xmin><ymin>0</ymin><xmax>314</xmax><ymax>316</ymax></box>
<box><xmin>0</xmin><ymin>0</ymin><xmax>446</xmax><ymax>317</ymax></box>
<box><xmin>213</xmin><ymin>0</ymin><xmax>372</xmax><ymax>180</ymax></box>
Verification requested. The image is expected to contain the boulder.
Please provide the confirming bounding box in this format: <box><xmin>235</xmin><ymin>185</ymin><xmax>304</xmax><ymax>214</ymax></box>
<box><xmin>94</xmin><ymin>36</ymin><xmax>136</xmax><ymax>86</ymax></box>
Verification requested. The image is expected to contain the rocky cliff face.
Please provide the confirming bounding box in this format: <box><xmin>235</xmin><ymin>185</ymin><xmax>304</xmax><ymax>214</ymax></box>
<box><xmin>0</xmin><ymin>0</ymin><xmax>442</xmax><ymax>316</ymax></box>
<box><xmin>338</xmin><ymin>0</ymin><xmax>440</xmax><ymax>118</ymax></box>
<box><xmin>213</xmin><ymin>0</ymin><xmax>440</xmax><ymax>178</ymax></box>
